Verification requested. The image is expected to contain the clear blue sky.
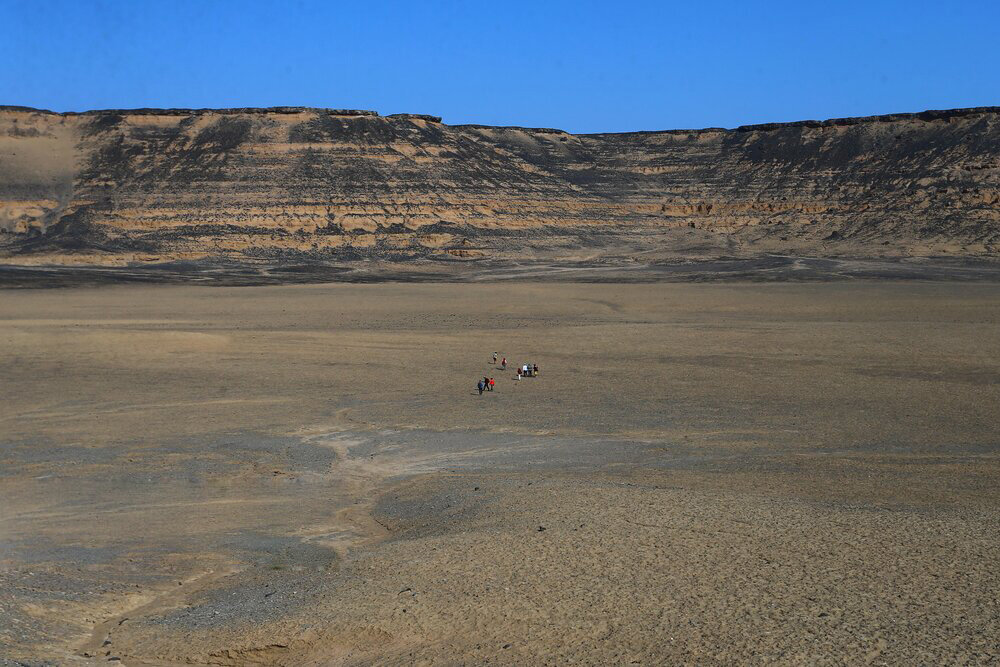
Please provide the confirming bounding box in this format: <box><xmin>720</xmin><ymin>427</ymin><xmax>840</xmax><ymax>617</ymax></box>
<box><xmin>3</xmin><ymin>0</ymin><xmax>999</xmax><ymax>133</ymax></box>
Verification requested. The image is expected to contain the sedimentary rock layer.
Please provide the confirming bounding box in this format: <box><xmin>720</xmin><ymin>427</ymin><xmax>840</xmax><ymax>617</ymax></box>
<box><xmin>1</xmin><ymin>105</ymin><xmax>999</xmax><ymax>265</ymax></box>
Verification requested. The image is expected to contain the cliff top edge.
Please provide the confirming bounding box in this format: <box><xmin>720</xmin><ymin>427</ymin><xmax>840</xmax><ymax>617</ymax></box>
<box><xmin>2</xmin><ymin>105</ymin><xmax>998</xmax><ymax>136</ymax></box>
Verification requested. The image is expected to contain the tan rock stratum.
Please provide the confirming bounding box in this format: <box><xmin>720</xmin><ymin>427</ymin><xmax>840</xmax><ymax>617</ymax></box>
<box><xmin>2</xmin><ymin>105</ymin><xmax>999</xmax><ymax>274</ymax></box>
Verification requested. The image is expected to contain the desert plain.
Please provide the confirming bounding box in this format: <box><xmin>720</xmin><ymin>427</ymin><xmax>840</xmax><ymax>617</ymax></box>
<box><xmin>1</xmin><ymin>279</ymin><xmax>999</xmax><ymax>665</ymax></box>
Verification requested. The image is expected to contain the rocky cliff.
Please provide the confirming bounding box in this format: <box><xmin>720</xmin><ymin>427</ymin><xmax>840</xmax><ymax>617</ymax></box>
<box><xmin>2</xmin><ymin>105</ymin><xmax>999</xmax><ymax>273</ymax></box>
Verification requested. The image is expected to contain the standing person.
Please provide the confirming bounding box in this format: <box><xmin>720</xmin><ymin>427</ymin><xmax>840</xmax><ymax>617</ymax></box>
<box><xmin>489</xmin><ymin>377</ymin><xmax>495</xmax><ymax>391</ymax></box>
<box><xmin>493</xmin><ymin>352</ymin><xmax>498</xmax><ymax>365</ymax></box>
<box><xmin>533</xmin><ymin>363</ymin><xmax>539</xmax><ymax>376</ymax></box>
<box><xmin>477</xmin><ymin>379</ymin><xmax>485</xmax><ymax>395</ymax></box>
<box><xmin>516</xmin><ymin>368</ymin><xmax>521</xmax><ymax>381</ymax></box>
<box><xmin>501</xmin><ymin>357</ymin><xmax>506</xmax><ymax>370</ymax></box>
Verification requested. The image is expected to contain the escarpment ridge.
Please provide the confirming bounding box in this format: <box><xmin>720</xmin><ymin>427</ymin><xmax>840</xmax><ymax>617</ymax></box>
<box><xmin>2</xmin><ymin>105</ymin><xmax>1000</xmax><ymax>280</ymax></box>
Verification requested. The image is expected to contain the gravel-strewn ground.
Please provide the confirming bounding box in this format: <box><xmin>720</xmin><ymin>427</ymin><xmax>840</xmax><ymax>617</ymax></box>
<box><xmin>2</xmin><ymin>282</ymin><xmax>999</xmax><ymax>664</ymax></box>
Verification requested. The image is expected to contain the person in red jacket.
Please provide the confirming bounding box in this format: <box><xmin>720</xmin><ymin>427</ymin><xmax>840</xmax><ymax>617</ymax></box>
<box><xmin>489</xmin><ymin>377</ymin><xmax>495</xmax><ymax>391</ymax></box>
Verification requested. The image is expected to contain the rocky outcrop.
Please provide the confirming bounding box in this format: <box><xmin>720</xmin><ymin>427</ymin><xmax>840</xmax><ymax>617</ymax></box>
<box><xmin>2</xmin><ymin>105</ymin><xmax>999</xmax><ymax>268</ymax></box>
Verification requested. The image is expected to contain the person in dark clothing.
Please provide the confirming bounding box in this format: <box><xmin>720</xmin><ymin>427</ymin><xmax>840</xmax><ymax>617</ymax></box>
<box><xmin>533</xmin><ymin>363</ymin><xmax>539</xmax><ymax>376</ymax></box>
<box><xmin>477</xmin><ymin>380</ymin><xmax>485</xmax><ymax>395</ymax></box>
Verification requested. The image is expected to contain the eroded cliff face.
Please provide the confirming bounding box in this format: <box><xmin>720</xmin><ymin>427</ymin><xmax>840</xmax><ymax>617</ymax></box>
<box><xmin>1</xmin><ymin>105</ymin><xmax>999</xmax><ymax>268</ymax></box>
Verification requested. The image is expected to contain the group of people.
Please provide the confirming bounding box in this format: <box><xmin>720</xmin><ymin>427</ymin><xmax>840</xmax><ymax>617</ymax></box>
<box><xmin>477</xmin><ymin>375</ymin><xmax>496</xmax><ymax>395</ymax></box>
<box><xmin>516</xmin><ymin>363</ymin><xmax>539</xmax><ymax>380</ymax></box>
<box><xmin>477</xmin><ymin>352</ymin><xmax>539</xmax><ymax>395</ymax></box>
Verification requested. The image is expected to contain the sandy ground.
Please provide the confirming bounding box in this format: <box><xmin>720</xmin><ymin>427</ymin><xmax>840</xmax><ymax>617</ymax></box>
<box><xmin>1</xmin><ymin>282</ymin><xmax>999</xmax><ymax>664</ymax></box>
